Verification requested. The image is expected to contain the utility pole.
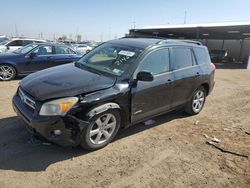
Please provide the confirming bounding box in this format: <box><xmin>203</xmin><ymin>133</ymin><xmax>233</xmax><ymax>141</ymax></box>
<box><xmin>108</xmin><ymin>26</ymin><xmax>111</xmax><ymax>40</ymax></box>
<box><xmin>184</xmin><ymin>10</ymin><xmax>187</xmax><ymax>24</ymax></box>
<box><xmin>101</xmin><ymin>32</ymin><xmax>103</xmax><ymax>42</ymax></box>
<box><xmin>133</xmin><ymin>21</ymin><xmax>136</xmax><ymax>30</ymax></box>
<box><xmin>15</xmin><ymin>24</ymin><xmax>18</xmax><ymax>37</ymax></box>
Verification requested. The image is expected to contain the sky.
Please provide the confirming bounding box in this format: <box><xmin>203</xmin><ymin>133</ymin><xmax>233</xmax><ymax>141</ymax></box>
<box><xmin>1</xmin><ymin>0</ymin><xmax>250</xmax><ymax>41</ymax></box>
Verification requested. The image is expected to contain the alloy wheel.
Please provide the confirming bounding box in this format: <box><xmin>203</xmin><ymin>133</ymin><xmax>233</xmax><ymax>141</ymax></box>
<box><xmin>0</xmin><ymin>65</ymin><xmax>15</xmax><ymax>81</ymax></box>
<box><xmin>89</xmin><ymin>113</ymin><xmax>117</xmax><ymax>145</ymax></box>
<box><xmin>192</xmin><ymin>90</ymin><xmax>205</xmax><ymax>113</ymax></box>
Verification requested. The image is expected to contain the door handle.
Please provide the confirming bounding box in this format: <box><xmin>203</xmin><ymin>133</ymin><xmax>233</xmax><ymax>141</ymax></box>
<box><xmin>166</xmin><ymin>79</ymin><xmax>174</xmax><ymax>85</ymax></box>
<box><xmin>195</xmin><ymin>72</ymin><xmax>201</xmax><ymax>77</ymax></box>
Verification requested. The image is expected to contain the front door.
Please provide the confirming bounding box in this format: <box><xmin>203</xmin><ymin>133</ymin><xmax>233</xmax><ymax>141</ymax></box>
<box><xmin>24</xmin><ymin>45</ymin><xmax>54</xmax><ymax>73</ymax></box>
<box><xmin>131</xmin><ymin>48</ymin><xmax>174</xmax><ymax>123</ymax></box>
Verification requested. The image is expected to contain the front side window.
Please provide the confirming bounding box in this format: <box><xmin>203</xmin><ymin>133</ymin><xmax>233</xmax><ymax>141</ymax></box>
<box><xmin>32</xmin><ymin>45</ymin><xmax>53</xmax><ymax>55</ymax></box>
<box><xmin>139</xmin><ymin>48</ymin><xmax>170</xmax><ymax>75</ymax></box>
<box><xmin>76</xmin><ymin>43</ymin><xmax>142</xmax><ymax>76</ymax></box>
<box><xmin>172</xmin><ymin>47</ymin><xmax>193</xmax><ymax>70</ymax></box>
<box><xmin>8</xmin><ymin>40</ymin><xmax>22</xmax><ymax>47</ymax></box>
<box><xmin>193</xmin><ymin>47</ymin><xmax>206</xmax><ymax>65</ymax></box>
<box><xmin>55</xmin><ymin>46</ymin><xmax>76</xmax><ymax>54</ymax></box>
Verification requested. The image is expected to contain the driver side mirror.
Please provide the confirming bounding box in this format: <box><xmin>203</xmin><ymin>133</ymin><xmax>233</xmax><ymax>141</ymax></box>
<box><xmin>6</xmin><ymin>46</ymin><xmax>10</xmax><ymax>50</ymax></box>
<box><xmin>29</xmin><ymin>52</ymin><xmax>37</xmax><ymax>58</ymax></box>
<box><xmin>136</xmin><ymin>71</ymin><xmax>154</xmax><ymax>82</ymax></box>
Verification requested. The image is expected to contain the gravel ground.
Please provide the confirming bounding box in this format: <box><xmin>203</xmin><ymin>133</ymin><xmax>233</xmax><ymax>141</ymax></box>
<box><xmin>0</xmin><ymin>69</ymin><xmax>249</xmax><ymax>188</ymax></box>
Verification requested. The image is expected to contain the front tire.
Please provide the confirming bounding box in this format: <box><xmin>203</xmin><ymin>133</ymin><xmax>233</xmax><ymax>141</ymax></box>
<box><xmin>185</xmin><ymin>86</ymin><xmax>206</xmax><ymax>115</ymax></box>
<box><xmin>0</xmin><ymin>65</ymin><xmax>16</xmax><ymax>81</ymax></box>
<box><xmin>80</xmin><ymin>109</ymin><xmax>121</xmax><ymax>151</ymax></box>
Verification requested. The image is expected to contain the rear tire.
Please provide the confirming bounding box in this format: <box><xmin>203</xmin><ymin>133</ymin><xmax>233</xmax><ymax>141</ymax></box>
<box><xmin>80</xmin><ymin>109</ymin><xmax>121</xmax><ymax>151</ymax></box>
<box><xmin>0</xmin><ymin>64</ymin><xmax>16</xmax><ymax>81</ymax></box>
<box><xmin>185</xmin><ymin>86</ymin><xmax>206</xmax><ymax>115</ymax></box>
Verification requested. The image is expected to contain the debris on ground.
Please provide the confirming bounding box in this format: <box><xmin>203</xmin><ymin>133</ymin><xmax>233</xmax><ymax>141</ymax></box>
<box><xmin>203</xmin><ymin>133</ymin><xmax>209</xmax><ymax>138</ymax></box>
<box><xmin>144</xmin><ymin>119</ymin><xmax>156</xmax><ymax>126</ymax></box>
<box><xmin>206</xmin><ymin>141</ymin><xmax>248</xmax><ymax>158</ymax></box>
<box><xmin>211</xmin><ymin>137</ymin><xmax>221</xmax><ymax>143</ymax></box>
<box><xmin>194</xmin><ymin>120</ymin><xmax>200</xmax><ymax>125</ymax></box>
<box><xmin>245</xmin><ymin>131</ymin><xmax>250</xmax><ymax>135</ymax></box>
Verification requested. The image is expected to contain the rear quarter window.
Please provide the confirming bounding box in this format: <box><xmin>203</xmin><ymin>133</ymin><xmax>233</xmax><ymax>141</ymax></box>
<box><xmin>193</xmin><ymin>47</ymin><xmax>206</xmax><ymax>65</ymax></box>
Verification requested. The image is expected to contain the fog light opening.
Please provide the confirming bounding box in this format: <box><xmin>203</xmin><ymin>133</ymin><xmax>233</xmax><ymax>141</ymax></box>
<box><xmin>53</xmin><ymin>129</ymin><xmax>62</xmax><ymax>136</ymax></box>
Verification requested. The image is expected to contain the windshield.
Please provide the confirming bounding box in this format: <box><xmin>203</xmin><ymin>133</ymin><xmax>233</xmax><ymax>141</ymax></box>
<box><xmin>0</xmin><ymin>40</ymin><xmax>10</xmax><ymax>45</ymax></box>
<box><xmin>76</xmin><ymin>43</ymin><xmax>142</xmax><ymax>76</ymax></box>
<box><xmin>14</xmin><ymin>44</ymin><xmax>38</xmax><ymax>54</ymax></box>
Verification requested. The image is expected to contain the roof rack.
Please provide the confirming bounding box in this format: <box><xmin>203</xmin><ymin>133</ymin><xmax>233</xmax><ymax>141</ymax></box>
<box><xmin>158</xmin><ymin>39</ymin><xmax>202</xmax><ymax>45</ymax></box>
<box><xmin>122</xmin><ymin>35</ymin><xmax>167</xmax><ymax>40</ymax></box>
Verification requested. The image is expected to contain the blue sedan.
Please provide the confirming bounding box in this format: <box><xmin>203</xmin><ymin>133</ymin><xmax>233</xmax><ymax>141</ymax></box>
<box><xmin>0</xmin><ymin>43</ymin><xmax>82</xmax><ymax>81</ymax></box>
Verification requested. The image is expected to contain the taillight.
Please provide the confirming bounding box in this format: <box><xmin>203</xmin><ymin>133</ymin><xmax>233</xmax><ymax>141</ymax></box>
<box><xmin>210</xmin><ymin>63</ymin><xmax>216</xmax><ymax>70</ymax></box>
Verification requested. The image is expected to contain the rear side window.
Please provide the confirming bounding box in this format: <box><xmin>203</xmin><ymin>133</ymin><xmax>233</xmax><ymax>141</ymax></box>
<box><xmin>172</xmin><ymin>47</ymin><xmax>193</xmax><ymax>70</ymax></box>
<box><xmin>32</xmin><ymin>45</ymin><xmax>53</xmax><ymax>55</ymax></box>
<box><xmin>140</xmin><ymin>48</ymin><xmax>170</xmax><ymax>75</ymax></box>
<box><xmin>193</xmin><ymin>47</ymin><xmax>206</xmax><ymax>65</ymax></box>
<box><xmin>22</xmin><ymin>40</ymin><xmax>33</xmax><ymax>46</ymax></box>
<box><xmin>55</xmin><ymin>46</ymin><xmax>76</xmax><ymax>54</ymax></box>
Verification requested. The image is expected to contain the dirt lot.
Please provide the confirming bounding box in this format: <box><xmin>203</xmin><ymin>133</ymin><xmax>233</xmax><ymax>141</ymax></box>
<box><xmin>0</xmin><ymin>69</ymin><xmax>250</xmax><ymax>188</ymax></box>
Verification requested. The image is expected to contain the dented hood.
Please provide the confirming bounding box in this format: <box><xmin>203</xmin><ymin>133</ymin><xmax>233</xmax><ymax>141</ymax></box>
<box><xmin>20</xmin><ymin>63</ymin><xmax>116</xmax><ymax>101</ymax></box>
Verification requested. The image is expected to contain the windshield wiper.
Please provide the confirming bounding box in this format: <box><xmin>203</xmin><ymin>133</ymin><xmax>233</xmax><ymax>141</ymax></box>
<box><xmin>75</xmin><ymin>62</ymin><xmax>102</xmax><ymax>75</ymax></box>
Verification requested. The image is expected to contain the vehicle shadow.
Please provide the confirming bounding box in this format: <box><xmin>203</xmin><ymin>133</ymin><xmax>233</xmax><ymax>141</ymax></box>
<box><xmin>214</xmin><ymin>62</ymin><xmax>246</xmax><ymax>69</ymax></box>
<box><xmin>0</xmin><ymin>110</ymin><xmax>187</xmax><ymax>172</ymax></box>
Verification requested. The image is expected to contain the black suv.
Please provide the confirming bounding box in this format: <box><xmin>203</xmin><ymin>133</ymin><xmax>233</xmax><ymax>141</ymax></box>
<box><xmin>12</xmin><ymin>38</ymin><xmax>215</xmax><ymax>150</ymax></box>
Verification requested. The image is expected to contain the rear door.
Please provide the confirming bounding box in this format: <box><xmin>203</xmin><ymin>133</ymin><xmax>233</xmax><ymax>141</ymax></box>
<box><xmin>131</xmin><ymin>48</ymin><xmax>174</xmax><ymax>123</ymax></box>
<box><xmin>50</xmin><ymin>45</ymin><xmax>79</xmax><ymax>65</ymax></box>
<box><xmin>170</xmin><ymin>46</ymin><xmax>202</xmax><ymax>107</ymax></box>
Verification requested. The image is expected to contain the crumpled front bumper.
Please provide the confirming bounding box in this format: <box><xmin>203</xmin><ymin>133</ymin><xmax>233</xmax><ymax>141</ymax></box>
<box><xmin>12</xmin><ymin>94</ymin><xmax>89</xmax><ymax>147</ymax></box>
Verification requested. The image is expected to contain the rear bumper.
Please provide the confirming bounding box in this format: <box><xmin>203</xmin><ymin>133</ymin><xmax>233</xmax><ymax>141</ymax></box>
<box><xmin>12</xmin><ymin>94</ymin><xmax>89</xmax><ymax>147</ymax></box>
<box><xmin>209</xmin><ymin>81</ymin><xmax>215</xmax><ymax>95</ymax></box>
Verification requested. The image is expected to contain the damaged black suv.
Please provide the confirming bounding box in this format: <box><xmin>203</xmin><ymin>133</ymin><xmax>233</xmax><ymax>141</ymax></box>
<box><xmin>12</xmin><ymin>38</ymin><xmax>215</xmax><ymax>150</ymax></box>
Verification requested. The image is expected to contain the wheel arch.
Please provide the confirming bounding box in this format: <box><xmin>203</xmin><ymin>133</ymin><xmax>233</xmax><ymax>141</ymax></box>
<box><xmin>201</xmin><ymin>83</ymin><xmax>210</xmax><ymax>96</ymax></box>
<box><xmin>82</xmin><ymin>101</ymin><xmax>129</xmax><ymax>129</ymax></box>
<box><xmin>0</xmin><ymin>63</ymin><xmax>18</xmax><ymax>74</ymax></box>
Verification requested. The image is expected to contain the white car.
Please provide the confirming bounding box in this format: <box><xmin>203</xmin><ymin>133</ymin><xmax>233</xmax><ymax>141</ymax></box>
<box><xmin>0</xmin><ymin>38</ymin><xmax>46</xmax><ymax>54</ymax></box>
<box><xmin>74</xmin><ymin>44</ymin><xmax>92</xmax><ymax>54</ymax></box>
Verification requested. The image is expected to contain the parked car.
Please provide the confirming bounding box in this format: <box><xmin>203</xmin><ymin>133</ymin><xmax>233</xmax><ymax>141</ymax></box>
<box><xmin>74</xmin><ymin>44</ymin><xmax>92</xmax><ymax>54</ymax></box>
<box><xmin>209</xmin><ymin>49</ymin><xmax>232</xmax><ymax>63</ymax></box>
<box><xmin>0</xmin><ymin>38</ymin><xmax>46</xmax><ymax>54</ymax></box>
<box><xmin>0</xmin><ymin>36</ymin><xmax>8</xmax><ymax>43</ymax></box>
<box><xmin>12</xmin><ymin>38</ymin><xmax>215</xmax><ymax>150</ymax></box>
<box><xmin>0</xmin><ymin>43</ymin><xmax>82</xmax><ymax>81</ymax></box>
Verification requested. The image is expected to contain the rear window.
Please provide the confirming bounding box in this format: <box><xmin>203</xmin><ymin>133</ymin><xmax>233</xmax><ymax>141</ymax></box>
<box><xmin>172</xmin><ymin>47</ymin><xmax>193</xmax><ymax>70</ymax></box>
<box><xmin>193</xmin><ymin>47</ymin><xmax>206</xmax><ymax>65</ymax></box>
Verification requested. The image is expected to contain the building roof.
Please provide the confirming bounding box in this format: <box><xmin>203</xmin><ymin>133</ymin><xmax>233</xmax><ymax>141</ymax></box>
<box><xmin>142</xmin><ymin>21</ymin><xmax>250</xmax><ymax>29</ymax></box>
<box><xmin>130</xmin><ymin>21</ymin><xmax>250</xmax><ymax>40</ymax></box>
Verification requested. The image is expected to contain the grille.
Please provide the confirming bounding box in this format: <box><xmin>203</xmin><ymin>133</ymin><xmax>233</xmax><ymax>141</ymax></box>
<box><xmin>18</xmin><ymin>88</ymin><xmax>36</xmax><ymax>109</ymax></box>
